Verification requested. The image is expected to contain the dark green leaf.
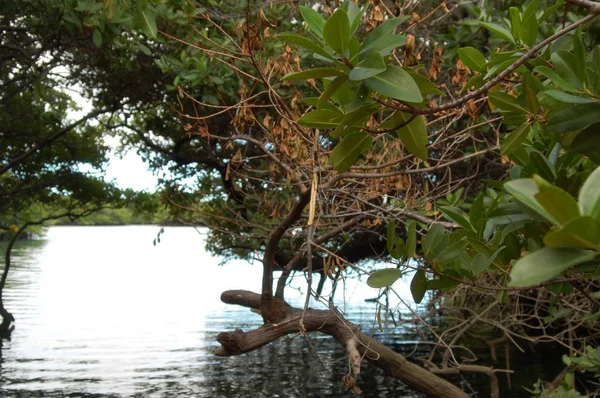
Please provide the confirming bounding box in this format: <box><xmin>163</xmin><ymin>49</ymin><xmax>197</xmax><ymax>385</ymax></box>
<box><xmin>406</xmin><ymin>220</ymin><xmax>417</xmax><ymax>258</ymax></box>
<box><xmin>543</xmin><ymin>90</ymin><xmax>592</xmax><ymax>104</ymax></box>
<box><xmin>394</xmin><ymin>112</ymin><xmax>428</xmax><ymax>161</ymax></box>
<box><xmin>357</xmin><ymin>34</ymin><xmax>407</xmax><ymax>59</ymax></box>
<box><xmin>544</xmin><ymin>216</ymin><xmax>600</xmax><ymax>249</ymax></box>
<box><xmin>570</xmin><ymin>123</ymin><xmax>600</xmax><ymax>157</ymax></box>
<box><xmin>425</xmin><ymin>276</ymin><xmax>460</xmax><ymax>290</ymax></box>
<box><xmin>508</xmin><ymin>248</ymin><xmax>596</xmax><ymax>287</ymax></box>
<box><xmin>489</xmin><ymin>91</ymin><xmax>527</xmax><ymax>113</ymax></box>
<box><xmin>349</xmin><ymin>51</ymin><xmax>386</xmax><ymax>81</ymax></box>
<box><xmin>519</xmin><ymin>0</ymin><xmax>539</xmax><ymax>47</ymax></box>
<box><xmin>281</xmin><ymin>67</ymin><xmax>345</xmax><ymax>81</ymax></box>
<box><xmin>386</xmin><ymin>221</ymin><xmax>396</xmax><ymax>253</ymax></box>
<box><xmin>323</xmin><ymin>8</ymin><xmax>350</xmax><ymax>54</ymax></box>
<box><xmin>92</xmin><ymin>28</ymin><xmax>102</xmax><ymax>47</ymax></box>
<box><xmin>551</xmin><ymin>50</ymin><xmax>583</xmax><ymax>90</ymax></box>
<box><xmin>501</xmin><ymin>122</ymin><xmax>531</xmax><ymax>155</ymax></box>
<box><xmin>530</xmin><ymin>151</ymin><xmax>555</xmax><ymax>182</ymax></box>
<box><xmin>458</xmin><ymin>47</ymin><xmax>486</xmax><ymax>73</ymax></box>
<box><xmin>366</xmin><ymin>66</ymin><xmax>423</xmax><ymax>103</ymax></box>
<box><xmin>480</xmin><ymin>22</ymin><xmax>516</xmax><ymax>45</ymax></box>
<box><xmin>440</xmin><ymin>206</ymin><xmax>475</xmax><ymax>231</ymax></box>
<box><xmin>470</xmin><ymin>194</ymin><xmax>485</xmax><ymax>227</ymax></box>
<box><xmin>407</xmin><ymin>71</ymin><xmax>445</xmax><ymax>96</ymax></box>
<box><xmin>573</xmin><ymin>27</ymin><xmax>586</xmax><ymax>82</ymax></box>
<box><xmin>367</xmin><ymin>268</ymin><xmax>402</xmax><ymax>288</ymax></box>
<box><xmin>547</xmin><ymin>103</ymin><xmax>600</xmax><ymax>133</ymax></box>
<box><xmin>328</xmin><ymin>132</ymin><xmax>373</xmax><ymax>172</ymax></box>
<box><xmin>135</xmin><ymin>8</ymin><xmax>157</xmax><ymax>39</ymax></box>
<box><xmin>423</xmin><ymin>224</ymin><xmax>445</xmax><ymax>256</ymax></box>
<box><xmin>410</xmin><ymin>269</ymin><xmax>427</xmax><ymax>303</ymax></box>
<box><xmin>299</xmin><ymin>6</ymin><xmax>326</xmax><ymax>38</ymax></box>
<box><xmin>391</xmin><ymin>238</ymin><xmax>406</xmax><ymax>260</ymax></box>
<box><xmin>317</xmin><ymin>76</ymin><xmax>349</xmax><ymax>109</ymax></box>
<box><xmin>297</xmin><ymin>109</ymin><xmax>344</xmax><ymax>129</ymax></box>
<box><xmin>534</xmin><ymin>65</ymin><xmax>578</xmax><ymax>93</ymax></box>
<box><xmin>331</xmin><ymin>104</ymin><xmax>379</xmax><ymax>138</ymax></box>
<box><xmin>509</xmin><ymin>7</ymin><xmax>521</xmax><ymax>41</ymax></box>
<box><xmin>278</xmin><ymin>33</ymin><xmax>334</xmax><ymax>59</ymax></box>
<box><xmin>432</xmin><ymin>239</ymin><xmax>468</xmax><ymax>263</ymax></box>
<box><xmin>358</xmin><ymin>16</ymin><xmax>411</xmax><ymax>56</ymax></box>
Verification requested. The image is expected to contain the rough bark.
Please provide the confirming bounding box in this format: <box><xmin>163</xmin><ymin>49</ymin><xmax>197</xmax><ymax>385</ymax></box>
<box><xmin>215</xmin><ymin>290</ymin><xmax>468</xmax><ymax>398</ymax></box>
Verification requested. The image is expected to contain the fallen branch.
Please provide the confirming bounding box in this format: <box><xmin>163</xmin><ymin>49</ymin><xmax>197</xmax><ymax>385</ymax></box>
<box><xmin>215</xmin><ymin>290</ymin><xmax>469</xmax><ymax>397</ymax></box>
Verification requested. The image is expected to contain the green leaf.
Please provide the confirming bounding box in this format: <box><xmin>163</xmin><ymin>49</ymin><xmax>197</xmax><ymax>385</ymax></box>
<box><xmin>470</xmin><ymin>194</ymin><xmax>485</xmax><ymax>227</ymax></box>
<box><xmin>432</xmin><ymin>239</ymin><xmax>468</xmax><ymax>263</ymax></box>
<box><xmin>544</xmin><ymin>216</ymin><xmax>600</xmax><ymax>249</ymax></box>
<box><xmin>440</xmin><ymin>206</ymin><xmax>475</xmax><ymax>231</ymax></box>
<box><xmin>356</xmin><ymin>34</ymin><xmax>407</xmax><ymax>59</ymax></box>
<box><xmin>281</xmin><ymin>67</ymin><xmax>345</xmax><ymax>81</ymax></box>
<box><xmin>135</xmin><ymin>8</ymin><xmax>158</xmax><ymax>39</ymax></box>
<box><xmin>543</xmin><ymin>90</ymin><xmax>593</xmax><ymax>104</ymax></box>
<box><xmin>508</xmin><ymin>248</ymin><xmax>596</xmax><ymax>287</ymax></box>
<box><xmin>406</xmin><ymin>220</ymin><xmax>417</xmax><ymax>258</ymax></box>
<box><xmin>394</xmin><ymin>113</ymin><xmax>428</xmax><ymax>161</ymax></box>
<box><xmin>471</xmin><ymin>247</ymin><xmax>505</xmax><ymax>276</ymax></box>
<box><xmin>407</xmin><ymin>71</ymin><xmax>445</xmax><ymax>96</ymax></box>
<box><xmin>501</xmin><ymin>122</ymin><xmax>531</xmax><ymax>155</ymax></box>
<box><xmin>328</xmin><ymin>132</ymin><xmax>373</xmax><ymax>172</ymax></box>
<box><xmin>573</xmin><ymin>28</ymin><xmax>586</xmax><ymax>81</ymax></box>
<box><xmin>317</xmin><ymin>76</ymin><xmax>349</xmax><ymax>109</ymax></box>
<box><xmin>92</xmin><ymin>28</ymin><xmax>102</xmax><ymax>47</ymax></box>
<box><xmin>367</xmin><ymin>66</ymin><xmax>423</xmax><ymax>103</ymax></box>
<box><xmin>458</xmin><ymin>47</ymin><xmax>486</xmax><ymax>73</ymax></box>
<box><xmin>410</xmin><ymin>270</ymin><xmax>427</xmax><ymax>304</ymax></box>
<box><xmin>530</xmin><ymin>151</ymin><xmax>555</xmax><ymax>182</ymax></box>
<box><xmin>349</xmin><ymin>51</ymin><xmax>386</xmax><ymax>81</ymax></box>
<box><xmin>425</xmin><ymin>276</ymin><xmax>460</xmax><ymax>290</ymax></box>
<box><xmin>423</xmin><ymin>224</ymin><xmax>445</xmax><ymax>256</ymax></box>
<box><xmin>297</xmin><ymin>109</ymin><xmax>344</xmax><ymax>129</ymax></box>
<box><xmin>358</xmin><ymin>16</ymin><xmax>411</xmax><ymax>56</ymax></box>
<box><xmin>504</xmin><ymin>179</ymin><xmax>560</xmax><ymax>224</ymax></box>
<box><xmin>519</xmin><ymin>0</ymin><xmax>539</xmax><ymax>47</ymax></box>
<box><xmin>299</xmin><ymin>6</ymin><xmax>326</xmax><ymax>38</ymax></box>
<box><xmin>391</xmin><ymin>238</ymin><xmax>406</xmax><ymax>260</ymax></box>
<box><xmin>579</xmin><ymin>167</ymin><xmax>600</xmax><ymax>219</ymax></box>
<box><xmin>489</xmin><ymin>91</ymin><xmax>527</xmax><ymax>113</ymax></box>
<box><xmin>342</xmin><ymin>2</ymin><xmax>365</xmax><ymax>36</ymax></box>
<box><xmin>103</xmin><ymin>0</ymin><xmax>118</xmax><ymax>20</ymax></box>
<box><xmin>331</xmin><ymin>104</ymin><xmax>379</xmax><ymax>138</ymax></box>
<box><xmin>509</xmin><ymin>7</ymin><xmax>521</xmax><ymax>41</ymax></box>
<box><xmin>533</xmin><ymin>176</ymin><xmax>580</xmax><ymax>225</ymax></box>
<box><xmin>522</xmin><ymin>72</ymin><xmax>540</xmax><ymax>114</ymax></box>
<box><xmin>278</xmin><ymin>33</ymin><xmax>334</xmax><ymax>59</ymax></box>
<box><xmin>551</xmin><ymin>50</ymin><xmax>583</xmax><ymax>90</ymax></box>
<box><xmin>323</xmin><ymin>8</ymin><xmax>350</xmax><ymax>54</ymax></box>
<box><xmin>386</xmin><ymin>221</ymin><xmax>396</xmax><ymax>253</ymax></box>
<box><xmin>367</xmin><ymin>268</ymin><xmax>402</xmax><ymax>288</ymax></box>
<box><xmin>570</xmin><ymin>124</ymin><xmax>600</xmax><ymax>157</ymax></box>
<box><xmin>534</xmin><ymin>65</ymin><xmax>578</xmax><ymax>93</ymax></box>
<box><xmin>480</xmin><ymin>22</ymin><xmax>516</xmax><ymax>45</ymax></box>
<box><xmin>547</xmin><ymin>103</ymin><xmax>600</xmax><ymax>133</ymax></box>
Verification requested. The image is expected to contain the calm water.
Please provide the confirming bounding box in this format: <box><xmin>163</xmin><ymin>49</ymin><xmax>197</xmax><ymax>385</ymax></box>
<box><xmin>0</xmin><ymin>226</ymin><xmax>434</xmax><ymax>397</ymax></box>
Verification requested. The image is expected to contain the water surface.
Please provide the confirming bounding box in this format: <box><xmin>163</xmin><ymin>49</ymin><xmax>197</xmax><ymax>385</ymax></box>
<box><xmin>1</xmin><ymin>226</ymin><xmax>429</xmax><ymax>397</ymax></box>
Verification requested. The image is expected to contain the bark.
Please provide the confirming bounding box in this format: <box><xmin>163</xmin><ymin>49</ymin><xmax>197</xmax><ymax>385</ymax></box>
<box><xmin>215</xmin><ymin>290</ymin><xmax>469</xmax><ymax>398</ymax></box>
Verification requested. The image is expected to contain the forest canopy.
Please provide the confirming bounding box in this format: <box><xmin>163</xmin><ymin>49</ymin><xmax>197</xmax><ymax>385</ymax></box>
<box><xmin>2</xmin><ymin>0</ymin><xmax>600</xmax><ymax>396</ymax></box>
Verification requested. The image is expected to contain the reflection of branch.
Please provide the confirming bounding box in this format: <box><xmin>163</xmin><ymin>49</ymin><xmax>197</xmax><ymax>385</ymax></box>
<box><xmin>0</xmin><ymin>108</ymin><xmax>108</xmax><ymax>175</ymax></box>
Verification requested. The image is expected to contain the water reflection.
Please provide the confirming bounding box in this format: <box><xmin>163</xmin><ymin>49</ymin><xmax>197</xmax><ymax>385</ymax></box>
<box><xmin>0</xmin><ymin>226</ymin><xmax>426</xmax><ymax>397</ymax></box>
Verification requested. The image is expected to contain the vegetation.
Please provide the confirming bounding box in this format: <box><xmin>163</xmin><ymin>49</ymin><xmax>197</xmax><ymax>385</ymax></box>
<box><xmin>2</xmin><ymin>0</ymin><xmax>600</xmax><ymax>395</ymax></box>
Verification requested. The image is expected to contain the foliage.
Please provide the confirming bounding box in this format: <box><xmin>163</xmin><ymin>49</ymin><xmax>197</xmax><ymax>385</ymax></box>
<box><xmin>4</xmin><ymin>0</ymin><xmax>600</xmax><ymax>396</ymax></box>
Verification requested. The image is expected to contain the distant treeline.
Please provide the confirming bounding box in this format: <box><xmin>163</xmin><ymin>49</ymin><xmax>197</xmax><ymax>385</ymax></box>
<box><xmin>51</xmin><ymin>206</ymin><xmax>170</xmax><ymax>226</ymax></box>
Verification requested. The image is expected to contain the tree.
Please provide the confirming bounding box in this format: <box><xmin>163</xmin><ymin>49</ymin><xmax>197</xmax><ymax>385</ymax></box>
<box><xmin>2</xmin><ymin>0</ymin><xmax>600</xmax><ymax>395</ymax></box>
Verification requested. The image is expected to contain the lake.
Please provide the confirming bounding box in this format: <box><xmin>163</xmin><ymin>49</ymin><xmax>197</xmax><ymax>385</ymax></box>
<box><xmin>0</xmin><ymin>226</ymin><xmax>434</xmax><ymax>397</ymax></box>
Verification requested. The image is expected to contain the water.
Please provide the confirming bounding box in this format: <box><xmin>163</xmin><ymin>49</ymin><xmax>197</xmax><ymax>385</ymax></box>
<box><xmin>0</xmin><ymin>226</ymin><xmax>431</xmax><ymax>397</ymax></box>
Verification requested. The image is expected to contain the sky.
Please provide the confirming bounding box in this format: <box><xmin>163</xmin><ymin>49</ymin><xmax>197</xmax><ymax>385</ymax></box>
<box><xmin>104</xmin><ymin>151</ymin><xmax>159</xmax><ymax>192</ymax></box>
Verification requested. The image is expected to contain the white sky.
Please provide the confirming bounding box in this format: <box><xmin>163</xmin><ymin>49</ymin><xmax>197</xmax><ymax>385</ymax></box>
<box><xmin>104</xmin><ymin>151</ymin><xmax>159</xmax><ymax>192</ymax></box>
